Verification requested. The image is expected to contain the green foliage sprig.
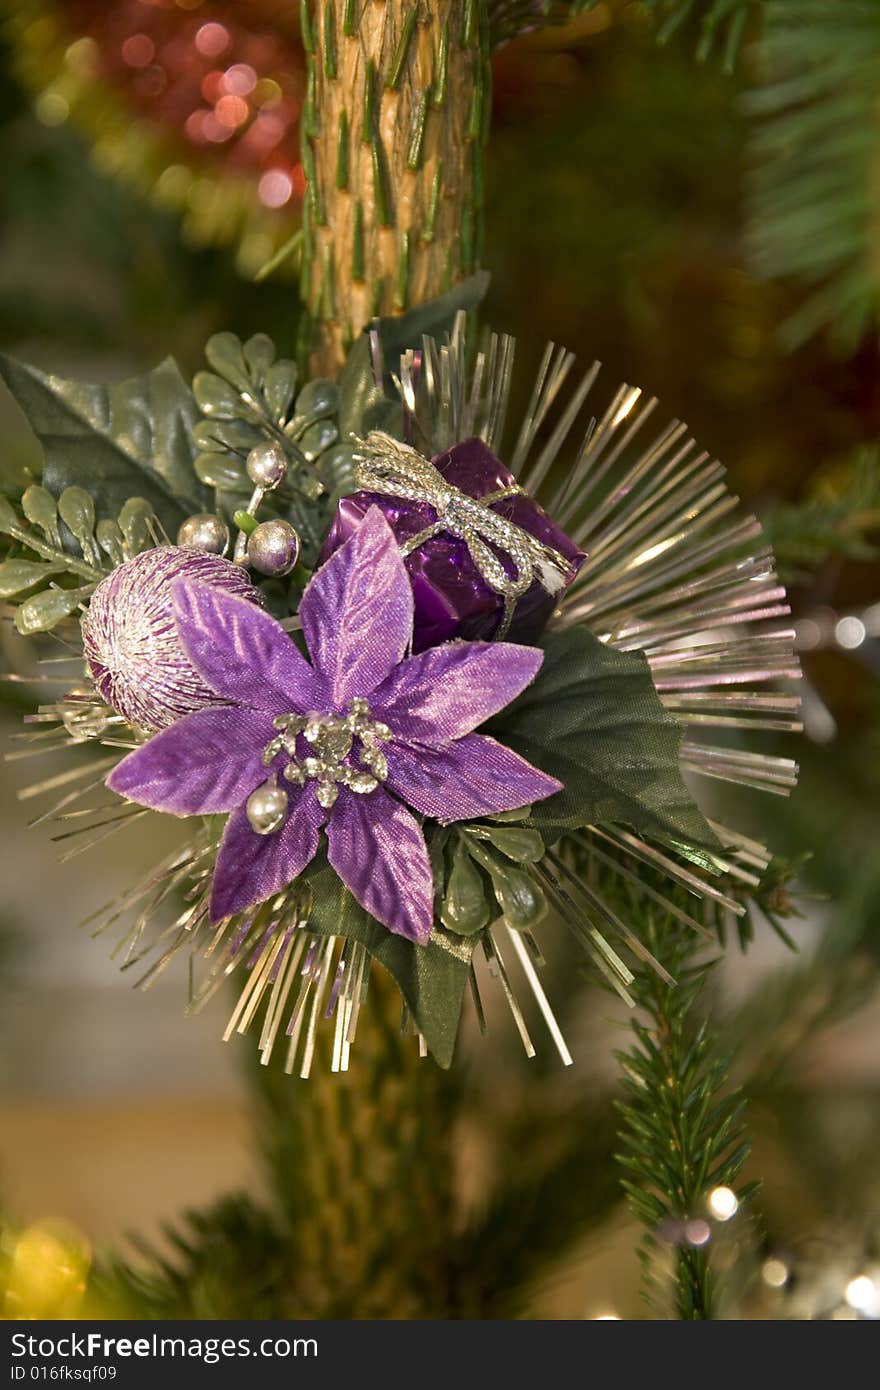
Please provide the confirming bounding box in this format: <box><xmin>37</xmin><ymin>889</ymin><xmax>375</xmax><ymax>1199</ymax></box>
<box><xmin>0</xmin><ymin>487</ymin><xmax>154</xmax><ymax>633</ymax></box>
<box><xmin>569</xmin><ymin>0</ymin><xmax>760</xmax><ymax>69</ymax></box>
<box><xmin>746</xmin><ymin>0</ymin><xmax>880</xmax><ymax>351</ymax></box>
<box><xmin>636</xmin><ymin>0</ymin><xmax>758</xmax><ymax>69</ymax></box>
<box><xmin>761</xmin><ymin>449</ymin><xmax>880</xmax><ymax>578</ymax></box>
<box><xmin>191</xmin><ymin>331</ymin><xmax>355</xmax><ymax>563</ymax></box>
<box><xmin>614</xmin><ymin>905</ymin><xmax>757</xmax><ymax>1318</ymax></box>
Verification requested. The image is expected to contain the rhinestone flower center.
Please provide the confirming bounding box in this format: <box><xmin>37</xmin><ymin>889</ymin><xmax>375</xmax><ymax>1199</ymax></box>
<box><xmin>260</xmin><ymin>697</ymin><xmax>392</xmax><ymax>810</ymax></box>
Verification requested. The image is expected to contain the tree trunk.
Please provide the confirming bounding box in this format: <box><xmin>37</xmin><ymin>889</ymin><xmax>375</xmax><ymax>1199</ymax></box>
<box><xmin>301</xmin><ymin>0</ymin><xmax>488</xmax><ymax>375</ymax></box>
<box><xmin>276</xmin><ymin>0</ymin><xmax>487</xmax><ymax>1316</ymax></box>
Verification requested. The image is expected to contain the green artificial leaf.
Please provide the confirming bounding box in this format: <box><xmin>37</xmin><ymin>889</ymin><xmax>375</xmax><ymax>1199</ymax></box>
<box><xmin>337</xmin><ymin>334</ymin><xmax>403</xmax><ymax>445</ymax></box>
<box><xmin>493</xmin><ymin>625</ymin><xmax>718</xmax><ymax>851</ymax></box>
<box><xmin>21</xmin><ymin>485</ymin><xmax>61</xmax><ymax>545</ymax></box>
<box><xmin>0</xmin><ymin>558</ymin><xmax>66</xmax><ymax>597</ymax></box>
<box><xmin>0</xmin><ymin>354</ymin><xmax>207</xmax><ymax>538</ymax></box>
<box><xmin>376</xmin><ymin>270</ymin><xmax>490</xmax><ymax>366</ymax></box>
<box><xmin>337</xmin><ymin>271</ymin><xmax>490</xmax><ymax>442</ymax></box>
<box><xmin>304</xmin><ymin>854</ymin><xmax>474</xmax><ymax>1068</ymax></box>
<box><xmin>488</xmin><ymin>862</ymin><xmax>547</xmax><ymax>930</ymax></box>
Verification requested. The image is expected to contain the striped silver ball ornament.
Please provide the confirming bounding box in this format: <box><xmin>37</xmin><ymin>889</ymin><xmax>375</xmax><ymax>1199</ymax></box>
<box><xmin>81</xmin><ymin>546</ymin><xmax>258</xmax><ymax>732</ymax></box>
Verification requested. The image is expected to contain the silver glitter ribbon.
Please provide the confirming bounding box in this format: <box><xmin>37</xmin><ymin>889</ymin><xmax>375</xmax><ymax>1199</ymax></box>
<box><xmin>354</xmin><ymin>431</ymin><xmax>571</xmax><ymax>638</ymax></box>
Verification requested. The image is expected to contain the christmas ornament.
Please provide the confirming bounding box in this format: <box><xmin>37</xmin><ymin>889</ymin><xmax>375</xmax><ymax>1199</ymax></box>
<box><xmin>0</xmin><ymin>296</ymin><xmax>801</xmax><ymax>1074</ymax></box>
<box><xmin>81</xmin><ymin>544</ymin><xmax>258</xmax><ymax>731</ymax></box>
<box><xmin>322</xmin><ymin>434</ymin><xmax>584</xmax><ymax>647</ymax></box>
<box><xmin>108</xmin><ymin>508</ymin><xmax>559</xmax><ymax>939</ymax></box>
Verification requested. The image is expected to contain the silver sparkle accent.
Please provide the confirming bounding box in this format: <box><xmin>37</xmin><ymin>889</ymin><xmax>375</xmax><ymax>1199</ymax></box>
<box><xmin>246</xmin><ymin>518</ymin><xmax>301</xmax><ymax>577</ymax></box>
<box><xmin>246</xmin><ymin>442</ymin><xmax>288</xmax><ymax>490</ymax></box>
<box><xmin>353</xmin><ymin>431</ymin><xmax>572</xmax><ymax>639</ymax></box>
<box><xmin>232</xmin><ymin>445</ymin><xmax>291</xmax><ymax>565</ymax></box>
<box><xmin>245</xmin><ymin>777</ymin><xmax>288</xmax><ymax>835</ymax></box>
<box><xmin>176</xmin><ymin>512</ymin><xmax>230</xmax><ymax>555</ymax></box>
<box><xmin>261</xmin><ymin>697</ymin><xmax>391</xmax><ymax>811</ymax></box>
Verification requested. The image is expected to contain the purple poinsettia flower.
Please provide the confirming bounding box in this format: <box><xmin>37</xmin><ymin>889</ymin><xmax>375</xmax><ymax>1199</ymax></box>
<box><xmin>107</xmin><ymin>508</ymin><xmax>561</xmax><ymax>943</ymax></box>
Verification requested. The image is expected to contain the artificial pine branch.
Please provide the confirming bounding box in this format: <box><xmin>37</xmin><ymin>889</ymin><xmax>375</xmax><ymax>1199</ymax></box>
<box><xmin>614</xmin><ymin>903</ymin><xmax>756</xmax><ymax>1318</ymax></box>
<box><xmin>760</xmin><ymin>449</ymin><xmax>880</xmax><ymax>579</ymax></box>
<box><xmin>568</xmin><ymin>0</ymin><xmax>760</xmax><ymax>69</ymax></box>
<box><xmin>93</xmin><ymin>1196</ymin><xmax>294</xmax><ymax>1320</ymax></box>
<box><xmin>746</xmin><ymin>0</ymin><xmax>880</xmax><ymax>350</ymax></box>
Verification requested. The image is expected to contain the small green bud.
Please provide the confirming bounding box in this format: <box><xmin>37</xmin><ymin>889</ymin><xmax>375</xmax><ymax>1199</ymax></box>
<box><xmin>243</xmin><ymin>333</ymin><xmax>277</xmax><ymax>380</ymax></box>
<box><xmin>0</xmin><ymin>558</ymin><xmax>63</xmax><ymax>597</ymax></box>
<box><xmin>441</xmin><ymin>839</ymin><xmax>490</xmax><ymax>935</ymax></box>
<box><xmin>204</xmin><ymin>332</ymin><xmax>251</xmax><ymax>392</ymax></box>
<box><xmin>0</xmin><ymin>495</ymin><xmax>19</xmax><ymax>534</ymax></box>
<box><xmin>299</xmin><ymin>418</ymin><xmax>339</xmax><ymax>462</ymax></box>
<box><xmin>193</xmin><ymin>371</ymin><xmax>244</xmax><ymax>420</ymax></box>
<box><xmin>57</xmin><ymin>487</ymin><xmax>96</xmax><ymax>560</ymax></box>
<box><xmin>295</xmin><ymin>378</ymin><xmax>339</xmax><ymax>421</ymax></box>
<box><xmin>15</xmin><ymin>585</ymin><xmax>89</xmax><ymax>634</ymax></box>
<box><xmin>117</xmin><ymin>498</ymin><xmax>154</xmax><ymax>555</ymax></box>
<box><xmin>96</xmin><ymin>519</ymin><xmax>126</xmax><ymax>567</ymax></box>
<box><xmin>21</xmin><ymin>485</ymin><xmax>61</xmax><ymax>547</ymax></box>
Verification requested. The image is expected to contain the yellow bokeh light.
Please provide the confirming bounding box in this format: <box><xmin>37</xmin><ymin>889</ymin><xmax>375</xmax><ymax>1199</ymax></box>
<box><xmin>3</xmin><ymin>1219</ymin><xmax>91</xmax><ymax>1320</ymax></box>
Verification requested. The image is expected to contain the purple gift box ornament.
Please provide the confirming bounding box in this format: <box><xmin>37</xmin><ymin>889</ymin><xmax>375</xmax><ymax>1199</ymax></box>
<box><xmin>320</xmin><ymin>432</ymin><xmax>586</xmax><ymax>651</ymax></box>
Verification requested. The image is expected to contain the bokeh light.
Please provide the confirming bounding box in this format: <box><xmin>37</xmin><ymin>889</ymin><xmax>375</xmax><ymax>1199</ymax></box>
<box><xmin>707</xmin><ymin>1186</ymin><xmax>739</xmax><ymax>1222</ymax></box>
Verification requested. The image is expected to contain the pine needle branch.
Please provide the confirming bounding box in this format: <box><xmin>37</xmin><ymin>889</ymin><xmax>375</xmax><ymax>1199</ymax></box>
<box><xmin>565</xmin><ymin>0</ymin><xmax>761</xmax><ymax>69</ymax></box>
<box><xmin>93</xmin><ymin>1195</ymin><xmax>294</xmax><ymax>1319</ymax></box>
<box><xmin>613</xmin><ymin>903</ymin><xmax>755</xmax><ymax>1318</ymax></box>
<box><xmin>760</xmin><ymin>449</ymin><xmax>880</xmax><ymax>578</ymax></box>
<box><xmin>640</xmin><ymin>0</ymin><xmax>760</xmax><ymax>69</ymax></box>
<box><xmin>746</xmin><ymin>0</ymin><xmax>880</xmax><ymax>350</ymax></box>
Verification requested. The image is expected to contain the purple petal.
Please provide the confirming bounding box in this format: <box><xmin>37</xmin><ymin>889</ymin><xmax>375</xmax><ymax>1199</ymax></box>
<box><xmin>326</xmin><ymin>786</ymin><xmax>434</xmax><ymax>944</ymax></box>
<box><xmin>173</xmin><ymin>581</ymin><xmax>320</xmax><ymax>714</ymax></box>
<box><xmin>299</xmin><ymin>506</ymin><xmax>413</xmax><ymax>709</ymax></box>
<box><xmin>210</xmin><ymin>788</ymin><xmax>325</xmax><ymax>922</ymax></box>
<box><xmin>386</xmin><ymin>734</ymin><xmax>563</xmax><ymax>823</ymax></box>
<box><xmin>108</xmin><ymin>706</ymin><xmax>270</xmax><ymax>814</ymax></box>
<box><xmin>371</xmin><ymin>640</ymin><xmax>544</xmax><ymax>746</ymax></box>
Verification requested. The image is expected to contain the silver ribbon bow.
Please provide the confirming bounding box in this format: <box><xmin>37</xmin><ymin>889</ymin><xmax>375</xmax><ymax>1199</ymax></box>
<box><xmin>353</xmin><ymin>431</ymin><xmax>571</xmax><ymax>638</ymax></box>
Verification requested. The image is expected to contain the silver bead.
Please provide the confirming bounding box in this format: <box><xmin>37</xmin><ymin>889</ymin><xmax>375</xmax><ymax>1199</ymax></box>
<box><xmin>177</xmin><ymin>512</ymin><xmax>230</xmax><ymax>555</ymax></box>
<box><xmin>246</xmin><ymin>442</ymin><xmax>288</xmax><ymax>491</ymax></box>
<box><xmin>246</xmin><ymin>779</ymin><xmax>288</xmax><ymax>835</ymax></box>
<box><xmin>247</xmin><ymin>519</ymin><xmax>301</xmax><ymax>577</ymax></box>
